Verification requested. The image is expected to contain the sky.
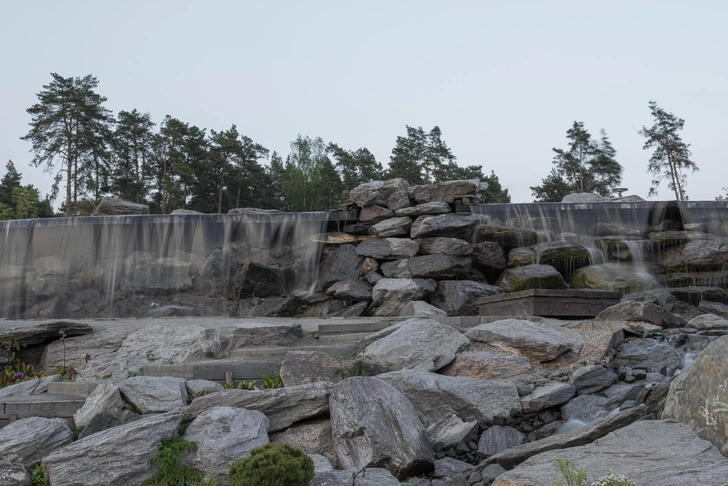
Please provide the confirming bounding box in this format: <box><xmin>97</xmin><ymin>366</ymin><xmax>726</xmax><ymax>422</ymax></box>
<box><xmin>1</xmin><ymin>0</ymin><xmax>726</xmax><ymax>204</ymax></box>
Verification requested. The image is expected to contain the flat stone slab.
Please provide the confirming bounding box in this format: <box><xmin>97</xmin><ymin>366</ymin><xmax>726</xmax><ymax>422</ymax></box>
<box><xmin>231</xmin><ymin>344</ymin><xmax>357</xmax><ymax>359</ymax></box>
<box><xmin>46</xmin><ymin>381</ymin><xmax>103</xmax><ymax>398</ymax></box>
<box><xmin>0</xmin><ymin>394</ymin><xmax>85</xmax><ymax>427</ymax></box>
<box><xmin>479</xmin><ymin>289</ymin><xmax>622</xmax><ymax>318</ymax></box>
<box><xmin>143</xmin><ymin>358</ymin><xmax>282</xmax><ymax>381</ymax></box>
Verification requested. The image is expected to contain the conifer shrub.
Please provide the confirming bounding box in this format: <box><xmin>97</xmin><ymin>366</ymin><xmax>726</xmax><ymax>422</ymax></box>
<box><xmin>228</xmin><ymin>443</ymin><xmax>314</xmax><ymax>486</ymax></box>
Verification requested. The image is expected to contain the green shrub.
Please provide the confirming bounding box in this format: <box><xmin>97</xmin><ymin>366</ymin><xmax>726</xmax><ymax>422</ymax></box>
<box><xmin>553</xmin><ymin>456</ymin><xmax>636</xmax><ymax>486</ymax></box>
<box><xmin>229</xmin><ymin>443</ymin><xmax>314</xmax><ymax>486</ymax></box>
<box><xmin>143</xmin><ymin>435</ymin><xmax>213</xmax><ymax>486</ymax></box>
<box><xmin>591</xmin><ymin>472</ymin><xmax>636</xmax><ymax>486</ymax></box>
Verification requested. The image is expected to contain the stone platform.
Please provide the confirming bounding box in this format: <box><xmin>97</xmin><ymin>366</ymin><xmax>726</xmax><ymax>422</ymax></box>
<box><xmin>478</xmin><ymin>289</ymin><xmax>622</xmax><ymax>319</ymax></box>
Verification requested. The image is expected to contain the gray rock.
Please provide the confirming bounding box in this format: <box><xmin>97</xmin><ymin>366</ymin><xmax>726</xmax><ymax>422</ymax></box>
<box><xmin>0</xmin><ymin>321</ymin><xmax>93</xmax><ymax>347</ymax></box>
<box><xmin>372</xmin><ymin>278</ymin><xmax>436</xmax><ymax>316</ymax></box>
<box><xmin>170</xmin><ymin>208</ymin><xmax>202</xmax><ymax>214</ymax></box>
<box><xmin>418</xmin><ymin>237</ymin><xmax>472</xmax><ymax>257</ymax></box>
<box><xmin>317</xmin><ymin>244</ymin><xmax>364</xmax><ymax>290</ymax></box>
<box><xmin>688</xmin><ymin>313</ymin><xmax>728</xmax><ymax>330</ymax></box>
<box><xmin>560</xmin><ymin>394</ymin><xmax>610</xmax><ymax>423</ymax></box>
<box><xmin>0</xmin><ymin>417</ymin><xmax>72</xmax><ymax>468</ymax></box>
<box><xmin>477</xmin><ymin>426</ymin><xmax>525</xmax><ymax>457</ymax></box>
<box><xmin>481</xmin><ymin>464</ymin><xmax>507</xmax><ymax>483</ymax></box>
<box><xmin>612</xmin><ymin>338</ymin><xmax>682</xmax><ymax>372</ymax></box>
<box><xmin>368</xmin><ymin>217</ymin><xmax>413</xmax><ymax>237</ymax></box>
<box><xmin>230</xmin><ymin>320</ymin><xmax>303</xmax><ymax>348</ymax></box>
<box><xmin>42</xmin><ymin>412</ymin><xmax>181</xmax><ymax>486</ymax></box>
<box><xmin>330</xmin><ymin>377</ymin><xmax>434</xmax><ymax>478</ymax></box>
<box><xmin>186</xmin><ymin>379</ymin><xmax>224</xmax><ymax>396</ymax></box>
<box><xmin>520</xmin><ymin>382</ymin><xmax>576</xmax><ymax>412</ymax></box>
<box><xmin>431</xmin><ymin>280</ymin><xmax>503</xmax><ymax>316</ymax></box>
<box><xmin>77</xmin><ymin>323</ymin><xmax>224</xmax><ymax>380</ymax></box>
<box><xmin>0</xmin><ymin>460</ymin><xmax>30</xmax><ymax>486</ymax></box>
<box><xmin>350</xmin><ymin>181</ymin><xmax>387</xmax><ymax>207</ymax></box>
<box><xmin>661</xmin><ymin>238</ymin><xmax>728</xmax><ymax>273</ymax></box>
<box><xmin>409</xmin><ymin>180</ymin><xmax>478</xmax><ymax>204</ymax></box>
<box><xmin>491</xmin><ymin>420</ymin><xmax>728</xmax><ymax>486</ymax></box>
<box><xmin>572</xmin><ymin>262</ymin><xmax>658</xmax><ymax>293</ymax></box>
<box><xmin>326</xmin><ymin>279</ymin><xmax>373</xmax><ymax>302</ymax></box>
<box><xmin>184</xmin><ymin>382</ymin><xmax>333</xmax><ymax>432</ymax></box>
<box><xmin>118</xmin><ymin>376</ymin><xmax>188</xmax><ymax>413</ymax></box>
<box><xmin>377</xmin><ymin>370</ymin><xmax>521</xmax><ymax>444</ymax></box>
<box><xmin>508</xmin><ymin>247</ymin><xmax>537</xmax><ymax>267</ymax></box>
<box><xmin>595</xmin><ymin>300</ymin><xmax>686</xmax><ymax>328</ymax></box>
<box><xmin>410</xmin><ymin>214</ymin><xmax>480</xmax><ymax>239</ymax></box>
<box><xmin>496</xmin><ymin>264</ymin><xmax>567</xmax><ymax>292</ymax></box>
<box><xmin>568</xmin><ymin>365</ymin><xmax>617</xmax><ymax>395</ymax></box>
<box><xmin>360</xmin><ymin>319</ymin><xmax>470</xmax><ymax>371</ymax></box>
<box><xmin>698</xmin><ymin>300</ymin><xmax>728</xmax><ymax>319</ymax></box>
<box><xmin>380</xmin><ymin>255</ymin><xmax>467</xmax><ymax>279</ymax></box>
<box><xmin>0</xmin><ymin>375</ymin><xmax>61</xmax><ymax>398</ymax></box>
<box><xmin>561</xmin><ymin>192</ymin><xmax>609</xmax><ymax>203</ymax></box>
<box><xmin>382</xmin><ymin>178</ymin><xmax>410</xmax><ymax>198</ymax></box>
<box><xmin>395</xmin><ymin>202</ymin><xmax>452</xmax><ymax>217</ymax></box>
<box><xmin>183</xmin><ymin>406</ymin><xmax>269</xmax><ymax>485</ymax></box>
<box><xmin>360</xmin><ymin>205</ymin><xmax>394</xmax><ymax>224</ymax></box>
<box><xmin>387</xmin><ymin>190</ymin><xmax>411</xmax><ymax>211</ymax></box>
<box><xmin>123</xmin><ymin>257</ymin><xmax>193</xmax><ymax>295</ymax></box>
<box><xmin>355</xmin><ymin>237</ymin><xmax>420</xmax><ymax>260</ymax></box>
<box><xmin>664</xmin><ymin>335</ymin><xmax>728</xmax><ymax>455</ymax></box>
<box><xmin>233</xmin><ymin>262</ymin><xmax>289</xmax><ymax>298</ymax></box>
<box><xmin>73</xmin><ymin>380</ymin><xmax>125</xmax><ymax>429</ymax></box>
<box><xmin>471</xmin><ymin>241</ymin><xmax>506</xmax><ymax>276</ymax></box>
<box><xmin>309</xmin><ymin>454</ymin><xmax>335</xmax><ymax>473</ymax></box>
<box><xmin>477</xmin><ymin>405</ymin><xmax>647</xmax><ymax>471</ymax></box>
<box><xmin>91</xmin><ymin>197</ymin><xmax>149</xmax><ymax>215</ymax></box>
<box><xmin>327</xmin><ymin>301</ymin><xmax>369</xmax><ymax>318</ymax></box>
<box><xmin>476</xmin><ymin>225</ymin><xmax>538</xmax><ymax>253</ymax></box>
<box><xmin>280</xmin><ymin>351</ymin><xmax>343</xmax><ymax>387</ymax></box>
<box><xmin>227</xmin><ymin>207</ymin><xmax>281</xmax><ymax>214</ymax></box>
<box><xmin>465</xmin><ymin>320</ymin><xmax>583</xmax><ymax>363</ymax></box>
<box><xmin>270</xmin><ymin>419</ymin><xmax>335</xmax><ymax>456</ymax></box>
<box><xmin>399</xmin><ymin>301</ymin><xmax>448</xmax><ymax>318</ymax></box>
<box><xmin>532</xmin><ymin>241</ymin><xmax>591</xmax><ymax>275</ymax></box>
<box><xmin>434</xmin><ymin>457</ymin><xmax>474</xmax><ymax>478</ymax></box>
<box><xmin>440</xmin><ymin>351</ymin><xmax>533</xmax><ymax>381</ymax></box>
<box><xmin>311</xmin><ymin>468</ymin><xmax>400</xmax><ymax>486</ymax></box>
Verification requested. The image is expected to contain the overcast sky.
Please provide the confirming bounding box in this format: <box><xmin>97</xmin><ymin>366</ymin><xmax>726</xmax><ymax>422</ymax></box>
<box><xmin>1</xmin><ymin>1</ymin><xmax>726</xmax><ymax>204</ymax></box>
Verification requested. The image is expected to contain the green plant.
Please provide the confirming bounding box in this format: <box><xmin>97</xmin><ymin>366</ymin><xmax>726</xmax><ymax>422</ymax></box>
<box><xmin>143</xmin><ymin>435</ymin><xmax>214</xmax><ymax>486</ymax></box>
<box><xmin>127</xmin><ymin>370</ymin><xmax>142</xmax><ymax>378</ymax></box>
<box><xmin>223</xmin><ymin>380</ymin><xmax>256</xmax><ymax>390</ymax></box>
<box><xmin>228</xmin><ymin>443</ymin><xmax>314</xmax><ymax>486</ymax></box>
<box><xmin>590</xmin><ymin>472</ymin><xmax>636</xmax><ymax>486</ymax></box>
<box><xmin>71</xmin><ymin>425</ymin><xmax>86</xmax><ymax>441</ymax></box>
<box><xmin>1</xmin><ymin>339</ymin><xmax>45</xmax><ymax>388</ymax></box>
<box><xmin>31</xmin><ymin>464</ymin><xmax>47</xmax><ymax>486</ymax></box>
<box><xmin>101</xmin><ymin>374</ymin><xmax>112</xmax><ymax>380</ymax></box>
<box><xmin>204</xmin><ymin>350</ymin><xmax>214</xmax><ymax>359</ymax></box>
<box><xmin>261</xmin><ymin>374</ymin><xmax>283</xmax><ymax>389</ymax></box>
<box><xmin>146</xmin><ymin>350</ymin><xmax>157</xmax><ymax>361</ymax></box>
<box><xmin>554</xmin><ymin>456</ymin><xmax>589</xmax><ymax>486</ymax></box>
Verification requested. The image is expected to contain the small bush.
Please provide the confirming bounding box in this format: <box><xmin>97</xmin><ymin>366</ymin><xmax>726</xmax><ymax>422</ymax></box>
<box><xmin>229</xmin><ymin>443</ymin><xmax>314</xmax><ymax>486</ymax></box>
<box><xmin>591</xmin><ymin>472</ymin><xmax>636</xmax><ymax>486</ymax></box>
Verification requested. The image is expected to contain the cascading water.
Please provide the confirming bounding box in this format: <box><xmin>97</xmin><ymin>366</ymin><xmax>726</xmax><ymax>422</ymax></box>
<box><xmin>0</xmin><ymin>212</ymin><xmax>329</xmax><ymax>319</ymax></box>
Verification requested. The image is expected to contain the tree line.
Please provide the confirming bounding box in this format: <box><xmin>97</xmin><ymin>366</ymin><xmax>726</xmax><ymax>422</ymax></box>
<box><xmin>11</xmin><ymin>73</ymin><xmax>511</xmax><ymax>218</ymax></box>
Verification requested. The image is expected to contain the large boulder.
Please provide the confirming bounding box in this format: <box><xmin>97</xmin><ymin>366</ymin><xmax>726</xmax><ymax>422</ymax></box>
<box><xmin>664</xmin><ymin>335</ymin><xmax>728</xmax><ymax>455</ymax></box>
<box><xmin>408</xmin><ymin>180</ymin><xmax>478</xmax><ymax>204</ymax></box>
<box><xmin>491</xmin><ymin>420</ymin><xmax>728</xmax><ymax>486</ymax></box>
<box><xmin>611</xmin><ymin>338</ymin><xmax>682</xmax><ymax>372</ymax></box>
<box><xmin>359</xmin><ymin>205</ymin><xmax>394</xmax><ymax>224</ymax></box>
<box><xmin>355</xmin><ymin>238</ymin><xmax>419</xmax><ymax>260</ymax></box>
<box><xmin>326</xmin><ymin>279</ymin><xmax>373</xmax><ymax>302</ymax></box>
<box><xmin>410</xmin><ymin>214</ymin><xmax>480</xmax><ymax>239</ymax></box>
<box><xmin>699</xmin><ymin>300</ymin><xmax>728</xmax><ymax>319</ymax></box>
<box><xmin>476</xmin><ymin>225</ymin><xmax>538</xmax><ymax>253</ymax></box>
<box><xmin>123</xmin><ymin>257</ymin><xmax>193</xmax><ymax>295</ymax></box>
<box><xmin>0</xmin><ymin>321</ymin><xmax>93</xmax><ymax>347</ymax></box>
<box><xmin>230</xmin><ymin>320</ymin><xmax>303</xmax><ymax>348</ymax></box>
<box><xmin>520</xmin><ymin>381</ymin><xmax>576</xmax><ymax>412</ymax></box>
<box><xmin>687</xmin><ymin>313</ymin><xmax>728</xmax><ymax>330</ymax></box>
<box><xmin>395</xmin><ymin>202</ymin><xmax>452</xmax><ymax>217</ymax></box>
<box><xmin>376</xmin><ymin>370</ymin><xmax>521</xmax><ymax>444</ymax></box>
<box><xmin>270</xmin><ymin>419</ymin><xmax>335</xmax><ymax>457</ymax></box>
<box><xmin>465</xmin><ymin>320</ymin><xmax>583</xmax><ymax>363</ymax></box>
<box><xmin>41</xmin><ymin>325</ymin><xmax>136</xmax><ymax>373</ymax></box>
<box><xmin>73</xmin><ymin>380</ymin><xmax>126</xmax><ymax>432</ymax></box>
<box><xmin>371</xmin><ymin>278</ymin><xmax>436</xmax><ymax>316</ymax></box>
<box><xmin>660</xmin><ymin>238</ymin><xmax>728</xmax><ymax>272</ymax></box>
<box><xmin>531</xmin><ymin>241</ymin><xmax>591</xmax><ymax>276</ymax></box>
<box><xmin>350</xmin><ymin>181</ymin><xmax>387</xmax><ymax>207</ymax></box>
<box><xmin>496</xmin><ymin>264</ymin><xmax>567</xmax><ymax>292</ymax></box>
<box><xmin>317</xmin><ymin>244</ymin><xmax>363</xmax><ymax>290</ymax></box>
<box><xmin>330</xmin><ymin>377</ymin><xmax>434</xmax><ymax>479</ymax></box>
<box><xmin>368</xmin><ymin>217</ymin><xmax>413</xmax><ymax>237</ymax></box>
<box><xmin>439</xmin><ymin>352</ymin><xmax>546</xmax><ymax>396</ymax></box>
<box><xmin>380</xmin><ymin>255</ymin><xmax>467</xmax><ymax>279</ymax></box>
<box><xmin>398</xmin><ymin>301</ymin><xmax>448</xmax><ymax>318</ymax></box>
<box><xmin>595</xmin><ymin>300</ymin><xmax>686</xmax><ymax>328</ymax></box>
<box><xmin>571</xmin><ymin>262</ymin><xmax>657</xmax><ymax>293</ymax></box>
<box><xmin>0</xmin><ymin>375</ymin><xmax>61</xmax><ymax>398</ymax></box>
<box><xmin>311</xmin><ymin>468</ymin><xmax>400</xmax><ymax>486</ymax></box>
<box><xmin>183</xmin><ymin>407</ymin><xmax>269</xmax><ymax>485</ymax></box>
<box><xmin>567</xmin><ymin>365</ymin><xmax>617</xmax><ymax>395</ymax></box>
<box><xmin>471</xmin><ymin>241</ymin><xmax>507</xmax><ymax>277</ymax></box>
<box><xmin>183</xmin><ymin>382</ymin><xmax>333</xmax><ymax>432</ymax></box>
<box><xmin>280</xmin><ymin>351</ymin><xmax>344</xmax><ymax>387</ymax></box>
<box><xmin>0</xmin><ymin>417</ymin><xmax>72</xmax><ymax>468</ymax></box>
<box><xmin>234</xmin><ymin>262</ymin><xmax>290</xmax><ymax>298</ymax></box>
<box><xmin>0</xmin><ymin>460</ymin><xmax>30</xmax><ymax>486</ymax></box>
<box><xmin>418</xmin><ymin>237</ymin><xmax>472</xmax><ymax>256</ymax></box>
<box><xmin>42</xmin><ymin>412</ymin><xmax>182</xmax><ymax>486</ymax></box>
<box><xmin>431</xmin><ymin>280</ymin><xmax>504</xmax><ymax>316</ymax></box>
<box><xmin>91</xmin><ymin>197</ymin><xmax>149</xmax><ymax>215</ymax></box>
<box><xmin>118</xmin><ymin>376</ymin><xmax>188</xmax><ymax>413</ymax></box>
<box><xmin>360</xmin><ymin>318</ymin><xmax>470</xmax><ymax>371</ymax></box>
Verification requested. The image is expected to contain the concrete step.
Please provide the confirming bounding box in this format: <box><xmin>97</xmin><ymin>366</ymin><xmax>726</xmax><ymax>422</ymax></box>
<box><xmin>143</xmin><ymin>358</ymin><xmax>282</xmax><ymax>382</ymax></box>
<box><xmin>47</xmin><ymin>381</ymin><xmax>103</xmax><ymax>399</ymax></box>
<box><xmin>0</xmin><ymin>394</ymin><xmax>85</xmax><ymax>428</ymax></box>
<box><xmin>231</xmin><ymin>343</ymin><xmax>358</xmax><ymax>360</ymax></box>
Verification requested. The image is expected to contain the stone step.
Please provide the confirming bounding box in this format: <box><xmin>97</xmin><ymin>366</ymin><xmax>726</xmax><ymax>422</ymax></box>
<box><xmin>230</xmin><ymin>344</ymin><xmax>357</xmax><ymax>359</ymax></box>
<box><xmin>318</xmin><ymin>332</ymin><xmax>372</xmax><ymax>345</ymax></box>
<box><xmin>317</xmin><ymin>319</ymin><xmax>394</xmax><ymax>335</ymax></box>
<box><xmin>47</xmin><ymin>381</ymin><xmax>103</xmax><ymax>399</ymax></box>
<box><xmin>143</xmin><ymin>358</ymin><xmax>282</xmax><ymax>382</ymax></box>
<box><xmin>0</xmin><ymin>394</ymin><xmax>85</xmax><ymax>428</ymax></box>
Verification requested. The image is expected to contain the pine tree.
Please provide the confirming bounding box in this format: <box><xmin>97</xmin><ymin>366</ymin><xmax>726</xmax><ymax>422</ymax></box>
<box><xmin>283</xmin><ymin>136</ymin><xmax>342</xmax><ymax>211</ymax></box>
<box><xmin>531</xmin><ymin>122</ymin><xmax>622</xmax><ymax>202</ymax></box>
<box><xmin>481</xmin><ymin>170</ymin><xmax>511</xmax><ymax>203</ymax></box>
<box><xmin>21</xmin><ymin>73</ymin><xmax>113</xmax><ymax>214</ymax></box>
<box><xmin>111</xmin><ymin>110</ymin><xmax>156</xmax><ymax>203</ymax></box>
<box><xmin>267</xmin><ymin>151</ymin><xmax>288</xmax><ymax>210</ymax></box>
<box><xmin>639</xmin><ymin>101</ymin><xmax>698</xmax><ymax>200</ymax></box>
<box><xmin>327</xmin><ymin>143</ymin><xmax>383</xmax><ymax>190</ymax></box>
<box><xmin>0</xmin><ymin>161</ymin><xmax>22</xmax><ymax>206</ymax></box>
